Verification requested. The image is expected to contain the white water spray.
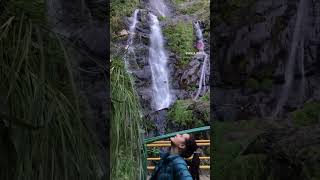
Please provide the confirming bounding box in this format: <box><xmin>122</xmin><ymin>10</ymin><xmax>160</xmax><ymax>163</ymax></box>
<box><xmin>193</xmin><ymin>21</ymin><xmax>209</xmax><ymax>100</ymax></box>
<box><xmin>149</xmin><ymin>0</ymin><xmax>169</xmax><ymax>17</ymax></box>
<box><xmin>124</xmin><ymin>9</ymin><xmax>139</xmax><ymax>74</ymax></box>
<box><xmin>127</xmin><ymin>9</ymin><xmax>139</xmax><ymax>50</ymax></box>
<box><xmin>148</xmin><ymin>13</ymin><xmax>172</xmax><ymax>110</ymax></box>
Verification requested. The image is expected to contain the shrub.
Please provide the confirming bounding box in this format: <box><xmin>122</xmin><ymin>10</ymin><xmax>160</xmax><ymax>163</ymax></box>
<box><xmin>110</xmin><ymin>0</ymin><xmax>139</xmax><ymax>36</ymax></box>
<box><xmin>168</xmin><ymin>100</ymin><xmax>194</xmax><ymax>126</ymax></box>
<box><xmin>291</xmin><ymin>101</ymin><xmax>320</xmax><ymax>127</ymax></box>
<box><xmin>163</xmin><ymin>22</ymin><xmax>195</xmax><ymax>66</ymax></box>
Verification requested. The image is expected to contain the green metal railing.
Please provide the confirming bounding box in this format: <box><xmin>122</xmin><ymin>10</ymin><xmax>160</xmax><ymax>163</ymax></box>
<box><xmin>141</xmin><ymin>126</ymin><xmax>210</xmax><ymax>180</ymax></box>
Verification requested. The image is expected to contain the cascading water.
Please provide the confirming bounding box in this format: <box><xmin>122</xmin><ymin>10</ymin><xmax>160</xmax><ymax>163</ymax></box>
<box><xmin>193</xmin><ymin>21</ymin><xmax>208</xmax><ymax>100</ymax></box>
<box><xmin>127</xmin><ymin>9</ymin><xmax>139</xmax><ymax>51</ymax></box>
<box><xmin>148</xmin><ymin>13</ymin><xmax>172</xmax><ymax>111</ymax></box>
<box><xmin>149</xmin><ymin>0</ymin><xmax>170</xmax><ymax>17</ymax></box>
<box><xmin>273</xmin><ymin>0</ymin><xmax>307</xmax><ymax>117</ymax></box>
<box><xmin>124</xmin><ymin>9</ymin><xmax>139</xmax><ymax>74</ymax></box>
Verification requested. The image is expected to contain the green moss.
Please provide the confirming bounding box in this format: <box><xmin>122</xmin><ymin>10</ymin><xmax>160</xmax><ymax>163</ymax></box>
<box><xmin>213</xmin><ymin>120</ymin><xmax>265</xmax><ymax>180</ymax></box>
<box><xmin>168</xmin><ymin>100</ymin><xmax>194</xmax><ymax>126</ymax></box>
<box><xmin>245</xmin><ymin>78</ymin><xmax>260</xmax><ymax>90</ymax></box>
<box><xmin>158</xmin><ymin>16</ymin><xmax>168</xmax><ymax>21</ymax></box>
<box><xmin>245</xmin><ymin>77</ymin><xmax>273</xmax><ymax>91</ymax></box>
<box><xmin>177</xmin><ymin>0</ymin><xmax>209</xmax><ymax>22</ymax></box>
<box><xmin>260</xmin><ymin>78</ymin><xmax>273</xmax><ymax>91</ymax></box>
<box><xmin>226</xmin><ymin>154</ymin><xmax>267</xmax><ymax>180</ymax></box>
<box><xmin>163</xmin><ymin>22</ymin><xmax>195</xmax><ymax>66</ymax></box>
<box><xmin>4</xmin><ymin>0</ymin><xmax>46</xmax><ymax>24</ymax></box>
<box><xmin>291</xmin><ymin>101</ymin><xmax>320</xmax><ymax>127</ymax></box>
<box><xmin>110</xmin><ymin>0</ymin><xmax>139</xmax><ymax>35</ymax></box>
<box><xmin>187</xmin><ymin>84</ymin><xmax>197</xmax><ymax>91</ymax></box>
<box><xmin>173</xmin><ymin>0</ymin><xmax>188</xmax><ymax>5</ymax></box>
<box><xmin>200</xmin><ymin>92</ymin><xmax>210</xmax><ymax>102</ymax></box>
<box><xmin>300</xmin><ymin>147</ymin><xmax>320</xmax><ymax>179</ymax></box>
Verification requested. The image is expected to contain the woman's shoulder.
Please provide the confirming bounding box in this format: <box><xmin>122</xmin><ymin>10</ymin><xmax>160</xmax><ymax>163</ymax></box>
<box><xmin>168</xmin><ymin>155</ymin><xmax>188</xmax><ymax>170</ymax></box>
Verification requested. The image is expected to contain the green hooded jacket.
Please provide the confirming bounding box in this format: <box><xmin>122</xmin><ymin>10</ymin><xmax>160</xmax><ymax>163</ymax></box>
<box><xmin>150</xmin><ymin>152</ymin><xmax>193</xmax><ymax>180</ymax></box>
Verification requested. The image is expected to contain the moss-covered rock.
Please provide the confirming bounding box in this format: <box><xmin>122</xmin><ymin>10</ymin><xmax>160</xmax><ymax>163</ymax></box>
<box><xmin>110</xmin><ymin>0</ymin><xmax>139</xmax><ymax>36</ymax></box>
<box><xmin>168</xmin><ymin>99</ymin><xmax>194</xmax><ymax>127</ymax></box>
<box><xmin>245</xmin><ymin>78</ymin><xmax>260</xmax><ymax>91</ymax></box>
<box><xmin>291</xmin><ymin>101</ymin><xmax>320</xmax><ymax>127</ymax></box>
<box><xmin>168</xmin><ymin>98</ymin><xmax>209</xmax><ymax>128</ymax></box>
<box><xmin>163</xmin><ymin>22</ymin><xmax>195</xmax><ymax>66</ymax></box>
<box><xmin>213</xmin><ymin>120</ymin><xmax>265</xmax><ymax>180</ymax></box>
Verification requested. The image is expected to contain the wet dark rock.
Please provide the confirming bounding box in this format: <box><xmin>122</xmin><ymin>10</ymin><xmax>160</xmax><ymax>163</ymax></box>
<box><xmin>214</xmin><ymin>0</ymin><xmax>320</xmax><ymax>120</ymax></box>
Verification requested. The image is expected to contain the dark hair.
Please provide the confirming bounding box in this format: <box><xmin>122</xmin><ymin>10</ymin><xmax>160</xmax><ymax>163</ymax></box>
<box><xmin>180</xmin><ymin>135</ymin><xmax>200</xmax><ymax>180</ymax></box>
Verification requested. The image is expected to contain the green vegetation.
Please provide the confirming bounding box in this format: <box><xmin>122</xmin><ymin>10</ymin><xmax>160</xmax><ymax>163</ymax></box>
<box><xmin>168</xmin><ymin>100</ymin><xmax>194</xmax><ymax>127</ymax></box>
<box><xmin>291</xmin><ymin>101</ymin><xmax>320</xmax><ymax>127</ymax></box>
<box><xmin>0</xmin><ymin>1</ymin><xmax>102</xmax><ymax>179</ymax></box>
<box><xmin>226</xmin><ymin>154</ymin><xmax>267</xmax><ymax>180</ymax></box>
<box><xmin>110</xmin><ymin>0</ymin><xmax>139</xmax><ymax>36</ymax></box>
<box><xmin>158</xmin><ymin>16</ymin><xmax>168</xmax><ymax>21</ymax></box>
<box><xmin>260</xmin><ymin>78</ymin><xmax>273</xmax><ymax>91</ymax></box>
<box><xmin>245</xmin><ymin>78</ymin><xmax>273</xmax><ymax>91</ymax></box>
<box><xmin>175</xmin><ymin>0</ymin><xmax>210</xmax><ymax>34</ymax></box>
<box><xmin>168</xmin><ymin>99</ymin><xmax>209</xmax><ymax>128</ymax></box>
<box><xmin>200</xmin><ymin>92</ymin><xmax>210</xmax><ymax>101</ymax></box>
<box><xmin>163</xmin><ymin>22</ymin><xmax>195</xmax><ymax>66</ymax></box>
<box><xmin>173</xmin><ymin>0</ymin><xmax>188</xmax><ymax>5</ymax></box>
<box><xmin>111</xmin><ymin>57</ymin><xmax>145</xmax><ymax>179</ymax></box>
<box><xmin>213</xmin><ymin>120</ymin><xmax>265</xmax><ymax>180</ymax></box>
<box><xmin>213</xmin><ymin>0</ymin><xmax>257</xmax><ymax>27</ymax></box>
<box><xmin>245</xmin><ymin>78</ymin><xmax>260</xmax><ymax>91</ymax></box>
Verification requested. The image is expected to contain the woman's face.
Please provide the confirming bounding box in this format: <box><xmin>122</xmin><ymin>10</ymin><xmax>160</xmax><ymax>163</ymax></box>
<box><xmin>170</xmin><ymin>134</ymin><xmax>190</xmax><ymax>149</ymax></box>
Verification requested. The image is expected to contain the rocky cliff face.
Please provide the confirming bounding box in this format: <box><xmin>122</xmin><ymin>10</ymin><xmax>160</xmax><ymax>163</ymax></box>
<box><xmin>120</xmin><ymin>5</ymin><xmax>210</xmax><ymax>116</ymax></box>
<box><xmin>213</xmin><ymin>0</ymin><xmax>320</xmax><ymax>121</ymax></box>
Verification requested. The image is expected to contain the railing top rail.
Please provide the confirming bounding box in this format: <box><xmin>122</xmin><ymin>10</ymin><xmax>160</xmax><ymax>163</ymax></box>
<box><xmin>144</xmin><ymin>126</ymin><xmax>210</xmax><ymax>144</ymax></box>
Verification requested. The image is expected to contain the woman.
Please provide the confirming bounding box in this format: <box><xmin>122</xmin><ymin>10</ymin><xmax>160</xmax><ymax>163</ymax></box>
<box><xmin>150</xmin><ymin>134</ymin><xmax>200</xmax><ymax>180</ymax></box>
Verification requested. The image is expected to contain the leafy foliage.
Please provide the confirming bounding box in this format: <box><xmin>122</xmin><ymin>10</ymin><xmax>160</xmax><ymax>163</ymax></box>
<box><xmin>168</xmin><ymin>100</ymin><xmax>194</xmax><ymax>127</ymax></box>
<box><xmin>213</xmin><ymin>120</ymin><xmax>264</xmax><ymax>180</ymax></box>
<box><xmin>0</xmin><ymin>2</ymin><xmax>102</xmax><ymax>179</ymax></box>
<box><xmin>163</xmin><ymin>22</ymin><xmax>195</xmax><ymax>66</ymax></box>
<box><xmin>291</xmin><ymin>101</ymin><xmax>320</xmax><ymax>127</ymax></box>
<box><xmin>110</xmin><ymin>57</ymin><xmax>145</xmax><ymax>179</ymax></box>
<box><xmin>110</xmin><ymin>0</ymin><xmax>139</xmax><ymax>36</ymax></box>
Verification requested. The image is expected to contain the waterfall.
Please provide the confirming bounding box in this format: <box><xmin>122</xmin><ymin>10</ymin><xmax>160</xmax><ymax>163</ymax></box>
<box><xmin>148</xmin><ymin>13</ymin><xmax>172</xmax><ymax>110</ymax></box>
<box><xmin>127</xmin><ymin>9</ymin><xmax>139</xmax><ymax>51</ymax></box>
<box><xmin>124</xmin><ymin>9</ymin><xmax>139</xmax><ymax>74</ymax></box>
<box><xmin>273</xmin><ymin>0</ymin><xmax>307</xmax><ymax>117</ymax></box>
<box><xmin>149</xmin><ymin>0</ymin><xmax>169</xmax><ymax>17</ymax></box>
<box><xmin>193</xmin><ymin>21</ymin><xmax>208</xmax><ymax>100</ymax></box>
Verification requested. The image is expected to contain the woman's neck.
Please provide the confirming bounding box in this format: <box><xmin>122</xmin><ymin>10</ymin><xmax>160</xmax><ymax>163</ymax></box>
<box><xmin>170</xmin><ymin>146</ymin><xmax>180</xmax><ymax>155</ymax></box>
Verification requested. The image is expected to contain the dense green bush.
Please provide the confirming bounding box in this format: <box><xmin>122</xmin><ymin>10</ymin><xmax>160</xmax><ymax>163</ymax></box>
<box><xmin>213</xmin><ymin>120</ymin><xmax>264</xmax><ymax>180</ymax></box>
<box><xmin>245</xmin><ymin>78</ymin><xmax>260</xmax><ymax>91</ymax></box>
<box><xmin>225</xmin><ymin>154</ymin><xmax>267</xmax><ymax>180</ymax></box>
<box><xmin>163</xmin><ymin>22</ymin><xmax>195</xmax><ymax>66</ymax></box>
<box><xmin>245</xmin><ymin>78</ymin><xmax>273</xmax><ymax>91</ymax></box>
<box><xmin>110</xmin><ymin>0</ymin><xmax>139</xmax><ymax>36</ymax></box>
<box><xmin>0</xmin><ymin>2</ymin><xmax>102</xmax><ymax>179</ymax></box>
<box><xmin>168</xmin><ymin>99</ymin><xmax>209</xmax><ymax>128</ymax></box>
<box><xmin>291</xmin><ymin>101</ymin><xmax>320</xmax><ymax>127</ymax></box>
<box><xmin>111</xmin><ymin>56</ymin><xmax>145</xmax><ymax>180</ymax></box>
<box><xmin>168</xmin><ymin>100</ymin><xmax>194</xmax><ymax>126</ymax></box>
